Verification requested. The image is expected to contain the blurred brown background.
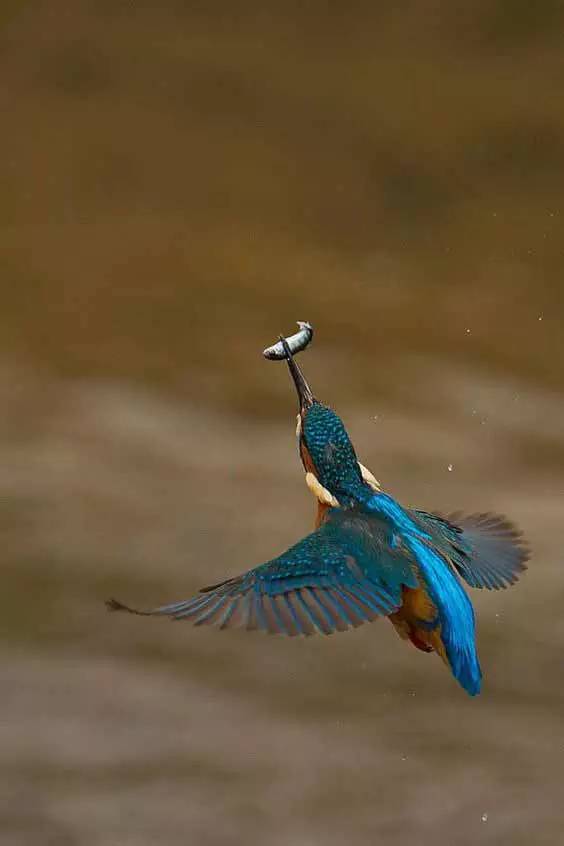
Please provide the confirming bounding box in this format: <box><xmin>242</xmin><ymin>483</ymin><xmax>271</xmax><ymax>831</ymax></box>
<box><xmin>1</xmin><ymin>2</ymin><xmax>564</xmax><ymax>844</ymax></box>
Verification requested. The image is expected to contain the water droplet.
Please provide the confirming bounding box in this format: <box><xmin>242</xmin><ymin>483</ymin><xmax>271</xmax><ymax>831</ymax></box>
<box><xmin>447</xmin><ymin>464</ymin><xmax>453</xmax><ymax>472</ymax></box>
<box><xmin>481</xmin><ymin>813</ymin><xmax>488</xmax><ymax>823</ymax></box>
<box><xmin>466</xmin><ymin>328</ymin><xmax>471</xmax><ymax>334</ymax></box>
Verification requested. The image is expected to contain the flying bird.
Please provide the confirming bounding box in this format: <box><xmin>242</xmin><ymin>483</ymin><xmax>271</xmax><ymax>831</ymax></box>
<box><xmin>107</xmin><ymin>329</ymin><xmax>529</xmax><ymax>695</ymax></box>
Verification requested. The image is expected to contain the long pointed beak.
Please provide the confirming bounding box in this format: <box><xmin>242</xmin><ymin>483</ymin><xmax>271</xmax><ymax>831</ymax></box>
<box><xmin>280</xmin><ymin>336</ymin><xmax>315</xmax><ymax>411</ymax></box>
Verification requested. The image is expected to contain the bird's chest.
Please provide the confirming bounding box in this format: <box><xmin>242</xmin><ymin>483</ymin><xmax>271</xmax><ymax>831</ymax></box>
<box><xmin>399</xmin><ymin>585</ymin><xmax>437</xmax><ymax>625</ymax></box>
<box><xmin>388</xmin><ymin>584</ymin><xmax>441</xmax><ymax>654</ymax></box>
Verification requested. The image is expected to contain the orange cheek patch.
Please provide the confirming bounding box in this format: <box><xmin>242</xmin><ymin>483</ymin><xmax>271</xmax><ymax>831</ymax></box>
<box><xmin>300</xmin><ymin>441</ymin><xmax>318</xmax><ymax>475</ymax></box>
<box><xmin>315</xmin><ymin>501</ymin><xmax>329</xmax><ymax>528</ymax></box>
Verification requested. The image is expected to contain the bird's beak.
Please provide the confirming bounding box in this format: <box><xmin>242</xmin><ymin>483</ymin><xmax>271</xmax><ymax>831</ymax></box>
<box><xmin>280</xmin><ymin>337</ymin><xmax>314</xmax><ymax>412</ymax></box>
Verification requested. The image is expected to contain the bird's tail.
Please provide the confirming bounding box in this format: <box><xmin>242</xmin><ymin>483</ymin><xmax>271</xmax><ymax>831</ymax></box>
<box><xmin>363</xmin><ymin>492</ymin><xmax>482</xmax><ymax>696</ymax></box>
<box><xmin>407</xmin><ymin>536</ymin><xmax>482</xmax><ymax>696</ymax></box>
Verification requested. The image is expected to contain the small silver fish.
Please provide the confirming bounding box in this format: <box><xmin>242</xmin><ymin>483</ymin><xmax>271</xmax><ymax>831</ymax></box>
<box><xmin>263</xmin><ymin>321</ymin><xmax>313</xmax><ymax>360</ymax></box>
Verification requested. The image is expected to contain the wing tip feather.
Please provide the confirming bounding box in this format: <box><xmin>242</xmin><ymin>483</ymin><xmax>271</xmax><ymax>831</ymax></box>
<box><xmin>105</xmin><ymin>597</ymin><xmax>149</xmax><ymax>615</ymax></box>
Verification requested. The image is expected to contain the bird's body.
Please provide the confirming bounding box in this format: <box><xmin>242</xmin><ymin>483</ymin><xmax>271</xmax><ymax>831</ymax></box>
<box><xmin>108</xmin><ymin>334</ymin><xmax>529</xmax><ymax>696</ymax></box>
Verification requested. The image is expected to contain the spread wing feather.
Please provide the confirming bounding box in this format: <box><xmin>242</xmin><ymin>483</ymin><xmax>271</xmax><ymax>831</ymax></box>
<box><xmin>106</xmin><ymin>508</ymin><xmax>419</xmax><ymax>636</ymax></box>
<box><xmin>414</xmin><ymin>510</ymin><xmax>529</xmax><ymax>590</ymax></box>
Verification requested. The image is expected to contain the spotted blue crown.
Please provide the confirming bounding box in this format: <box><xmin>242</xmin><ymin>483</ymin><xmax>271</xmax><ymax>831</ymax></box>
<box><xmin>301</xmin><ymin>404</ymin><xmax>364</xmax><ymax>499</ymax></box>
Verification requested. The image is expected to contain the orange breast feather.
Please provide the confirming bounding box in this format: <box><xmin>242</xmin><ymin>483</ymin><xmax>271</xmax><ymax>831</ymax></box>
<box><xmin>389</xmin><ymin>585</ymin><xmax>447</xmax><ymax>661</ymax></box>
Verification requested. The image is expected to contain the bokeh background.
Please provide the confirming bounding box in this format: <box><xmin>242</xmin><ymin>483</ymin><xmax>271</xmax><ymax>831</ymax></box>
<box><xmin>2</xmin><ymin>2</ymin><xmax>564</xmax><ymax>844</ymax></box>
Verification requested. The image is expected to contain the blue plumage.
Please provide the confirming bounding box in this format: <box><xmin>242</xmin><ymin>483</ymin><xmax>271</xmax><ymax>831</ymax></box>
<box><xmin>362</xmin><ymin>492</ymin><xmax>482</xmax><ymax>695</ymax></box>
<box><xmin>107</xmin><ymin>334</ymin><xmax>529</xmax><ymax>696</ymax></box>
<box><xmin>414</xmin><ymin>511</ymin><xmax>528</xmax><ymax>590</ymax></box>
<box><xmin>153</xmin><ymin>510</ymin><xmax>420</xmax><ymax>636</ymax></box>
<box><xmin>301</xmin><ymin>404</ymin><xmax>363</xmax><ymax>498</ymax></box>
<box><xmin>405</xmin><ymin>537</ymin><xmax>481</xmax><ymax>696</ymax></box>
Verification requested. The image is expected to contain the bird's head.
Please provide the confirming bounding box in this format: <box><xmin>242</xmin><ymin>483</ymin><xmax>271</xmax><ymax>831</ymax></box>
<box><xmin>282</xmin><ymin>338</ymin><xmax>379</xmax><ymax>507</ymax></box>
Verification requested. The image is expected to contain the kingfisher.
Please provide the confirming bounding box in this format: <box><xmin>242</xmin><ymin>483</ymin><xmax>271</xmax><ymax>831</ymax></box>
<box><xmin>107</xmin><ymin>336</ymin><xmax>529</xmax><ymax>696</ymax></box>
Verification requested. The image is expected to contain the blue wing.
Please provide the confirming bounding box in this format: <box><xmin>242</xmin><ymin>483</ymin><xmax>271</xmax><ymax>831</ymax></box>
<box><xmin>363</xmin><ymin>493</ymin><xmax>482</xmax><ymax>696</ymax></box>
<box><xmin>414</xmin><ymin>511</ymin><xmax>529</xmax><ymax>590</ymax></box>
<box><xmin>106</xmin><ymin>508</ymin><xmax>418</xmax><ymax>636</ymax></box>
